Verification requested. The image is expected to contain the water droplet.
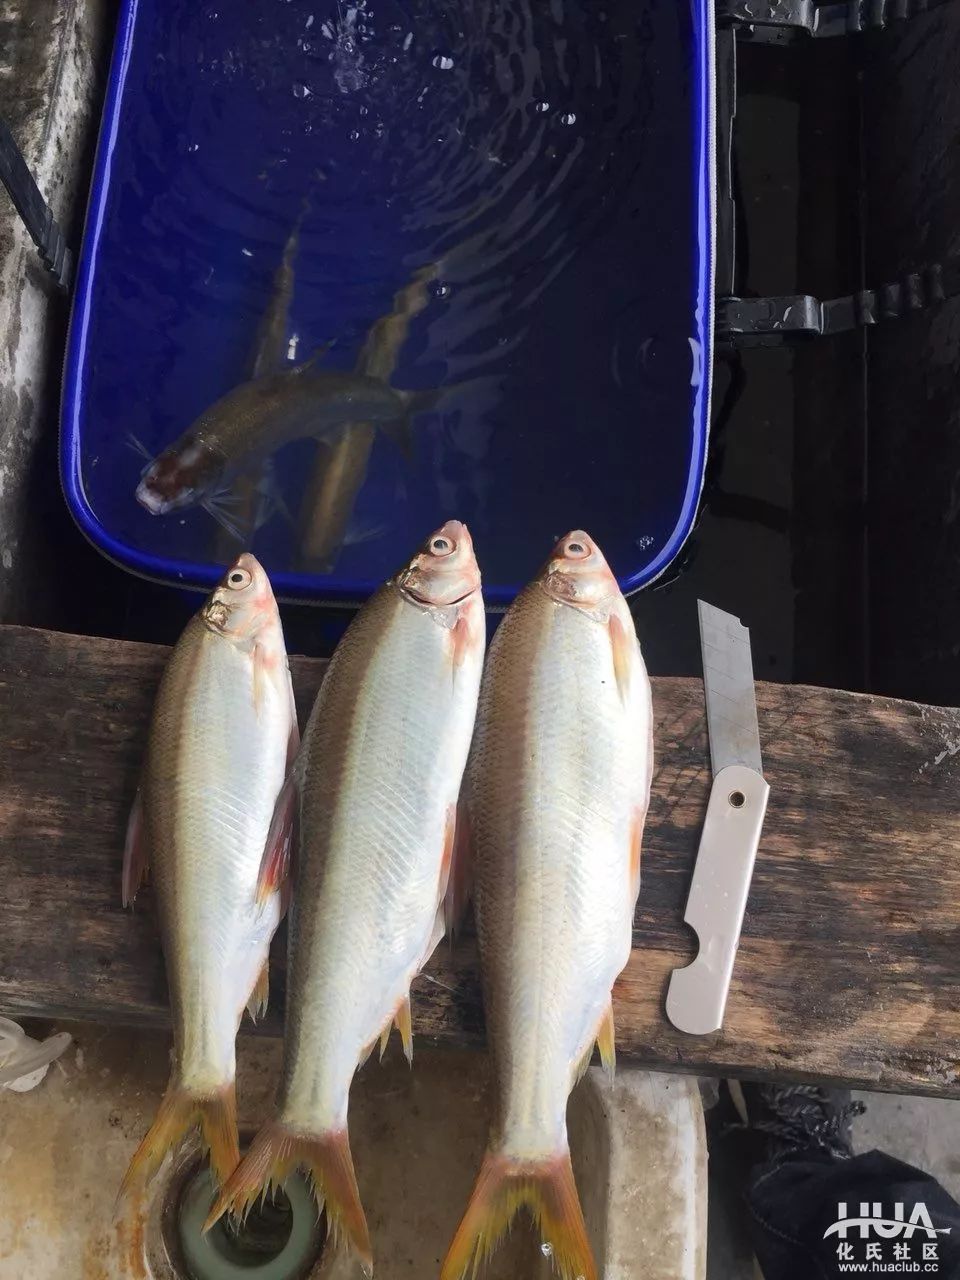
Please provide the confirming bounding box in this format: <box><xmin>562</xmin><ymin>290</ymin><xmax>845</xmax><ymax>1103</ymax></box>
<box><xmin>541</xmin><ymin>1242</ymin><xmax>554</xmax><ymax>1257</ymax></box>
<box><xmin>187</xmin><ymin>142</ymin><xmax>199</xmax><ymax>153</ymax></box>
<box><xmin>535</xmin><ymin>100</ymin><xmax>550</xmax><ymax>113</ymax></box>
<box><xmin>349</xmin><ymin>129</ymin><xmax>360</xmax><ymax>141</ymax></box>
<box><xmin>241</xmin><ymin>247</ymin><xmax>253</xmax><ymax>258</ymax></box>
<box><xmin>560</xmin><ymin>111</ymin><xmax>577</xmax><ymax>126</ymax></box>
<box><xmin>359</xmin><ymin>104</ymin><xmax>369</xmax><ymax>116</ymax></box>
<box><xmin>432</xmin><ymin>53</ymin><xmax>455</xmax><ymax>70</ymax></box>
<box><xmin>292</xmin><ymin>81</ymin><xmax>311</xmax><ymax>98</ymax></box>
<box><xmin>433</xmin><ymin>282</ymin><xmax>452</xmax><ymax>299</ymax></box>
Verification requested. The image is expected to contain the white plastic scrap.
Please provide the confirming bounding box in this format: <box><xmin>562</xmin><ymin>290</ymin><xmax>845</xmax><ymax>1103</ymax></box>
<box><xmin>0</xmin><ymin>1017</ymin><xmax>71</xmax><ymax>1092</ymax></box>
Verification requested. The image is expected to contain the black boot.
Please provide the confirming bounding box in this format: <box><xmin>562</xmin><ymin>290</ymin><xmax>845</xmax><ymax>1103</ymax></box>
<box><xmin>717</xmin><ymin>1080</ymin><xmax>866</xmax><ymax>1171</ymax></box>
<box><xmin>710</xmin><ymin>1080</ymin><xmax>960</xmax><ymax>1280</ymax></box>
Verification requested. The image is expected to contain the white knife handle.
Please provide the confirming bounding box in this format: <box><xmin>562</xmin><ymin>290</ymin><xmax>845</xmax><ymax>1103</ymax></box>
<box><xmin>665</xmin><ymin>763</ymin><xmax>770</xmax><ymax>1036</ymax></box>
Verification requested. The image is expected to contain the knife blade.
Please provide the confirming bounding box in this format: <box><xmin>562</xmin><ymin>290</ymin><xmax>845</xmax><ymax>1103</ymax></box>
<box><xmin>665</xmin><ymin>602</ymin><xmax>770</xmax><ymax>1037</ymax></box>
<box><xmin>699</xmin><ymin>601</ymin><xmax>764</xmax><ymax>776</ymax></box>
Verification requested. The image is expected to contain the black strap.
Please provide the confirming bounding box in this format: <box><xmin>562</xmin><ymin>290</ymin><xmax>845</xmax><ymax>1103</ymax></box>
<box><xmin>718</xmin><ymin>259</ymin><xmax>960</xmax><ymax>343</ymax></box>
<box><xmin>0</xmin><ymin>115</ymin><xmax>72</xmax><ymax>291</ymax></box>
<box><xmin>718</xmin><ymin>0</ymin><xmax>957</xmax><ymax>40</ymax></box>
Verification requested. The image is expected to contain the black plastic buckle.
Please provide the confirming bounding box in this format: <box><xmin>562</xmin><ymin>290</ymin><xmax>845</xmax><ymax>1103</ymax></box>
<box><xmin>718</xmin><ymin>262</ymin><xmax>960</xmax><ymax>345</ymax></box>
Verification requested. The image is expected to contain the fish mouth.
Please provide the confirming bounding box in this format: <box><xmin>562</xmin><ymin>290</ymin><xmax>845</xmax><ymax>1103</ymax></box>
<box><xmin>136</xmin><ymin>483</ymin><xmax>170</xmax><ymax>515</ymax></box>
<box><xmin>401</xmin><ymin>582</ymin><xmax>480</xmax><ymax>608</ymax></box>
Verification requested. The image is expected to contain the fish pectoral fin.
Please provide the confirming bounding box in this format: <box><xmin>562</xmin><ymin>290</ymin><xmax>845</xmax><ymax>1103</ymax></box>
<box><xmin>440</xmin><ymin>1149</ymin><xmax>597</xmax><ymax>1280</ymax></box>
<box><xmin>254</xmin><ymin>461</ymin><xmax>293</xmax><ymax>529</ymax></box>
<box><xmin>629</xmin><ymin>806</ymin><xmax>645</xmax><ymax>903</ymax></box>
<box><xmin>126</xmin><ymin>433</ymin><xmax>154</xmax><ymax>463</ymax></box>
<box><xmin>204</xmin><ymin>1122</ymin><xmax>373</xmax><ymax>1276</ymax></box>
<box><xmin>379</xmin><ymin>406</ymin><xmax>416</xmax><ymax>462</ymax></box>
<box><xmin>201</xmin><ymin>494</ymin><xmax>246</xmax><ymax>542</ymax></box>
<box><xmin>608</xmin><ymin>613</ymin><xmax>635</xmax><ymax>703</ymax></box>
<box><xmin>256</xmin><ymin>773</ymin><xmax>297</xmax><ymax>909</ymax></box>
<box><xmin>246</xmin><ymin>961</ymin><xmax>270</xmax><ymax>1023</ymax></box>
<box><xmin>285</xmin><ymin>704</ymin><xmax>301</xmax><ymax>770</ymax></box>
<box><xmin>121</xmin><ymin>787</ymin><xmax>149</xmax><ymax>909</ymax></box>
<box><xmin>442</xmin><ymin>801</ymin><xmax>473</xmax><ymax>938</ymax></box>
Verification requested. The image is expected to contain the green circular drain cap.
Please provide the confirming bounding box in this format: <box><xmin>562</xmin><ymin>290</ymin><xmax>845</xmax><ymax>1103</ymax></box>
<box><xmin>177</xmin><ymin>1167</ymin><xmax>323</xmax><ymax>1280</ymax></box>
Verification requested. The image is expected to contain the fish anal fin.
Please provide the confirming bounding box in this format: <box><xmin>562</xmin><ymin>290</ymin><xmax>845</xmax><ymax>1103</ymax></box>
<box><xmin>256</xmin><ymin>774</ymin><xmax>297</xmax><ymax>907</ymax></box>
<box><xmin>246</xmin><ymin>961</ymin><xmax>270</xmax><ymax>1024</ymax></box>
<box><xmin>440</xmin><ymin>1149</ymin><xmax>597</xmax><ymax>1280</ymax></box>
<box><xmin>394</xmin><ymin>994</ymin><xmax>413</xmax><ymax>1066</ymax></box>
<box><xmin>122</xmin><ymin>788</ymin><xmax>148</xmax><ymax>909</ymax></box>
<box><xmin>373</xmin><ymin>990</ymin><xmax>414</xmax><ymax>1066</ymax></box>
<box><xmin>572</xmin><ymin>1041</ymin><xmax>593</xmax><ymax>1086</ymax></box>
<box><xmin>378</xmin><ymin>1020</ymin><xmax>392</xmax><ymax>1063</ymax></box>
<box><xmin>204</xmin><ymin>1122</ymin><xmax>372</xmax><ymax>1276</ymax></box>
<box><xmin>596</xmin><ymin>1001</ymin><xmax>616</xmax><ymax>1081</ymax></box>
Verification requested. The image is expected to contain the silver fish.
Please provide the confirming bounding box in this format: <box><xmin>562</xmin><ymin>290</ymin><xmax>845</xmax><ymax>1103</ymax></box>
<box><xmin>442</xmin><ymin>530</ymin><xmax>654</xmax><ymax>1280</ymax></box>
<box><xmin>118</xmin><ymin>553</ymin><xmax>298</xmax><ymax>1202</ymax></box>
<box><xmin>135</xmin><ymin>366</ymin><xmax>429</xmax><ymax>519</ymax></box>
<box><xmin>206</xmin><ymin>520</ymin><xmax>486</xmax><ymax>1274</ymax></box>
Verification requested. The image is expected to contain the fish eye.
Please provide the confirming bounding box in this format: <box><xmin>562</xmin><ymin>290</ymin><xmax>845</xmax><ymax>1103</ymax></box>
<box><xmin>565</xmin><ymin>540</ymin><xmax>589</xmax><ymax>558</ymax></box>
<box><xmin>227</xmin><ymin>567</ymin><xmax>252</xmax><ymax>590</ymax></box>
<box><xmin>430</xmin><ymin>536</ymin><xmax>454</xmax><ymax>556</ymax></box>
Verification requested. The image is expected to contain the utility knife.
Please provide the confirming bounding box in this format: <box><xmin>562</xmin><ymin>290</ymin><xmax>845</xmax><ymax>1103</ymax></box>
<box><xmin>665</xmin><ymin>601</ymin><xmax>770</xmax><ymax>1036</ymax></box>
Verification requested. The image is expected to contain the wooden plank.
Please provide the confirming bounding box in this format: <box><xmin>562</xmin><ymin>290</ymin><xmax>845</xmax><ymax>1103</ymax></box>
<box><xmin>1</xmin><ymin>624</ymin><xmax>960</xmax><ymax>1096</ymax></box>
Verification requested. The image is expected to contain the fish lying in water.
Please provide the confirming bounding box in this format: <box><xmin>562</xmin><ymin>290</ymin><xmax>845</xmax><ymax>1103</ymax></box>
<box><xmin>135</xmin><ymin>365</ymin><xmax>432</xmax><ymax>525</ymax></box>
<box><xmin>118</xmin><ymin>553</ymin><xmax>298</xmax><ymax>1203</ymax></box>
<box><xmin>205</xmin><ymin>520</ymin><xmax>485</xmax><ymax>1274</ymax></box>
<box><xmin>441</xmin><ymin>531</ymin><xmax>653</xmax><ymax>1280</ymax></box>
<box><xmin>298</xmin><ymin>262</ymin><xmax>438</xmax><ymax>570</ymax></box>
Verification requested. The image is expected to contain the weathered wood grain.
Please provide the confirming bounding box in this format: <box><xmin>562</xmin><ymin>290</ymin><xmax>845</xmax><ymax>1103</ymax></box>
<box><xmin>1</xmin><ymin>625</ymin><xmax>959</xmax><ymax>1096</ymax></box>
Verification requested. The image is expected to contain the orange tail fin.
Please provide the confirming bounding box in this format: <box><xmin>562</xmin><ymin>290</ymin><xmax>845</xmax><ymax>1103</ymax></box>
<box><xmin>441</xmin><ymin>1148</ymin><xmax>597</xmax><ymax>1280</ymax></box>
<box><xmin>117</xmin><ymin>1080</ymin><xmax>239</xmax><ymax>1205</ymax></box>
<box><xmin>204</xmin><ymin>1121</ymin><xmax>373</xmax><ymax>1275</ymax></box>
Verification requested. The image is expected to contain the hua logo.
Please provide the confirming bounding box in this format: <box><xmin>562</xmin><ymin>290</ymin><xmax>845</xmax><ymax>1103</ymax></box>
<box><xmin>823</xmin><ymin>1201</ymin><xmax>952</xmax><ymax>1241</ymax></box>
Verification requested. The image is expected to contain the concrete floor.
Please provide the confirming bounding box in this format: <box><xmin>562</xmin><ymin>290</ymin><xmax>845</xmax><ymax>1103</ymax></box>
<box><xmin>0</xmin><ymin>1022</ymin><xmax>707</xmax><ymax>1280</ymax></box>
